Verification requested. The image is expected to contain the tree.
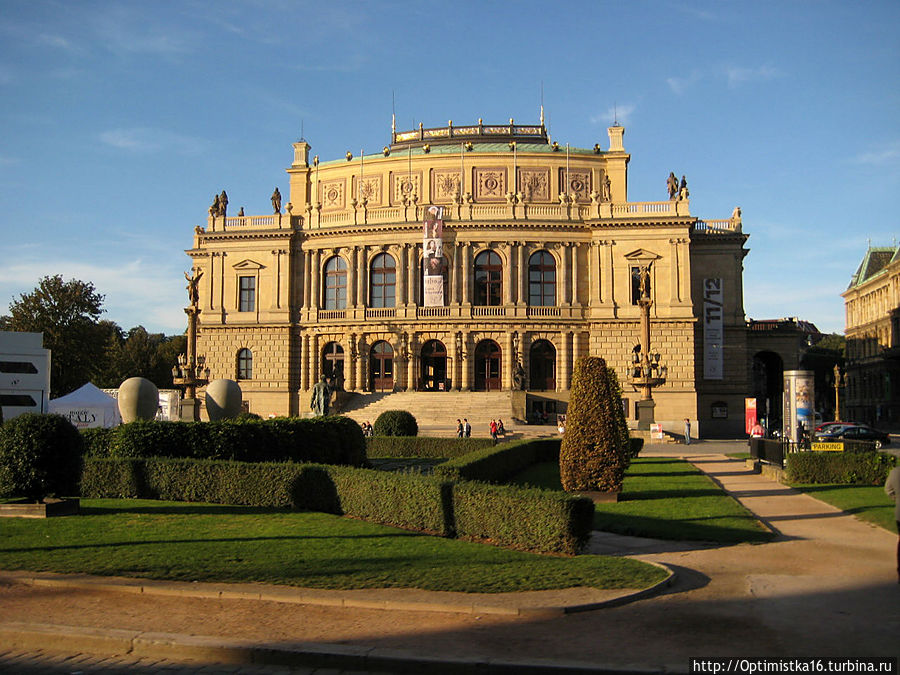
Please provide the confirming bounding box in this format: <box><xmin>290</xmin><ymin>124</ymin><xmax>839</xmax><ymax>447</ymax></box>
<box><xmin>96</xmin><ymin>327</ymin><xmax>186</xmax><ymax>389</ymax></box>
<box><xmin>1</xmin><ymin>275</ymin><xmax>109</xmax><ymax>398</ymax></box>
<box><xmin>559</xmin><ymin>356</ymin><xmax>631</xmax><ymax>493</ymax></box>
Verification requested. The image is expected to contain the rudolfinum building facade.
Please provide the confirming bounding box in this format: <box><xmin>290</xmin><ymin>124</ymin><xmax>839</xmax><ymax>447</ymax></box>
<box><xmin>186</xmin><ymin>118</ymin><xmax>750</xmax><ymax>436</ymax></box>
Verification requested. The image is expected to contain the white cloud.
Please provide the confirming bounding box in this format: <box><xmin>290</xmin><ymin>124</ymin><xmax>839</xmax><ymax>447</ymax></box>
<box><xmin>98</xmin><ymin>127</ymin><xmax>208</xmax><ymax>155</ymax></box>
<box><xmin>590</xmin><ymin>104</ymin><xmax>636</xmax><ymax>127</ymax></box>
<box><xmin>666</xmin><ymin>71</ymin><xmax>702</xmax><ymax>95</ymax></box>
<box><xmin>852</xmin><ymin>140</ymin><xmax>900</xmax><ymax>166</ymax></box>
<box><xmin>724</xmin><ymin>64</ymin><xmax>780</xmax><ymax>88</ymax></box>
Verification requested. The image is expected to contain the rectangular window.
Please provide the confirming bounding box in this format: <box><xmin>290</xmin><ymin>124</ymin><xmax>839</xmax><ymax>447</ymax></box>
<box><xmin>239</xmin><ymin>276</ymin><xmax>256</xmax><ymax>312</ymax></box>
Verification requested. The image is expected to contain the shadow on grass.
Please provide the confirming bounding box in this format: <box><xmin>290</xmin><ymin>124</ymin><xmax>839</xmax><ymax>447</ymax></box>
<box><xmin>619</xmin><ymin>489</ymin><xmax>724</xmax><ymax>501</ymax></box>
<box><xmin>80</xmin><ymin>504</ymin><xmax>292</xmax><ymax>516</ymax></box>
<box><xmin>593</xmin><ymin>513</ymin><xmax>774</xmax><ymax>544</ymax></box>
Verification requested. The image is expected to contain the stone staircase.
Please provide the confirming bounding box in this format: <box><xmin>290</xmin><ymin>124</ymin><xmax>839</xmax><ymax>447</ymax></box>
<box><xmin>338</xmin><ymin>390</ymin><xmax>559</xmax><ymax>439</ymax></box>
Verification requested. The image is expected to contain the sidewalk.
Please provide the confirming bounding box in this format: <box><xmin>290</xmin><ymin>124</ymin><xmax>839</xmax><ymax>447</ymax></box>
<box><xmin>1</xmin><ymin>441</ymin><xmax>898</xmax><ymax>673</ymax></box>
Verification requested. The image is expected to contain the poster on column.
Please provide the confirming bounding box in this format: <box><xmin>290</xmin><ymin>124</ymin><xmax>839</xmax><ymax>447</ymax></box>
<box><xmin>423</xmin><ymin>205</ymin><xmax>444</xmax><ymax>307</ymax></box>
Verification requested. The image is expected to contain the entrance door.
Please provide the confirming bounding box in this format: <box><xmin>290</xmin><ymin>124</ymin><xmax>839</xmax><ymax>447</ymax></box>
<box><xmin>322</xmin><ymin>342</ymin><xmax>345</xmax><ymax>388</ymax></box>
<box><xmin>474</xmin><ymin>340</ymin><xmax>501</xmax><ymax>391</ymax></box>
<box><xmin>370</xmin><ymin>341</ymin><xmax>394</xmax><ymax>392</ymax></box>
<box><xmin>420</xmin><ymin>340</ymin><xmax>447</xmax><ymax>391</ymax></box>
<box><xmin>529</xmin><ymin>339</ymin><xmax>556</xmax><ymax>391</ymax></box>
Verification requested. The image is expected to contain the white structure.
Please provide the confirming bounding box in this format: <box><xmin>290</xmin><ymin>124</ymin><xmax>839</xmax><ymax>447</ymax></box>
<box><xmin>101</xmin><ymin>388</ymin><xmax>181</xmax><ymax>421</ymax></box>
<box><xmin>49</xmin><ymin>382</ymin><xmax>122</xmax><ymax>429</ymax></box>
<box><xmin>0</xmin><ymin>332</ymin><xmax>51</xmax><ymax>421</ymax></box>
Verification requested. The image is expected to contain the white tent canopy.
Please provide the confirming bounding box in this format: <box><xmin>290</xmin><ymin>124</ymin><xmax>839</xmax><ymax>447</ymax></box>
<box><xmin>49</xmin><ymin>382</ymin><xmax>121</xmax><ymax>429</ymax></box>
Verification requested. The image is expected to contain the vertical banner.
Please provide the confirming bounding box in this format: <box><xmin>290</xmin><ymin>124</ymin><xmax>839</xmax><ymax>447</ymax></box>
<box><xmin>703</xmin><ymin>278</ymin><xmax>724</xmax><ymax>380</ymax></box>
<box><xmin>423</xmin><ymin>205</ymin><xmax>444</xmax><ymax>307</ymax></box>
<box><xmin>745</xmin><ymin>398</ymin><xmax>758</xmax><ymax>435</ymax></box>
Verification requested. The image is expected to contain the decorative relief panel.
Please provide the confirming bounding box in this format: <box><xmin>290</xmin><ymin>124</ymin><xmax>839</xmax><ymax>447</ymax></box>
<box><xmin>518</xmin><ymin>168</ymin><xmax>549</xmax><ymax>202</ymax></box>
<box><xmin>558</xmin><ymin>168</ymin><xmax>591</xmax><ymax>202</ymax></box>
<box><xmin>432</xmin><ymin>170</ymin><xmax>462</xmax><ymax>202</ymax></box>
<box><xmin>393</xmin><ymin>172</ymin><xmax>422</xmax><ymax>203</ymax></box>
<box><xmin>474</xmin><ymin>167</ymin><xmax>507</xmax><ymax>202</ymax></box>
<box><xmin>321</xmin><ymin>180</ymin><xmax>345</xmax><ymax>210</ymax></box>
<box><xmin>355</xmin><ymin>176</ymin><xmax>382</xmax><ymax>205</ymax></box>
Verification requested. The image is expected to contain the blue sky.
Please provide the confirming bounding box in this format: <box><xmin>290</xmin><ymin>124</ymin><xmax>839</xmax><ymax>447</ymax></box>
<box><xmin>1</xmin><ymin>0</ymin><xmax>897</xmax><ymax>335</ymax></box>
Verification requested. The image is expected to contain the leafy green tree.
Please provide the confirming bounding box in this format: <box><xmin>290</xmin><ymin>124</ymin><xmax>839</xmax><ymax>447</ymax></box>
<box><xmin>97</xmin><ymin>326</ymin><xmax>187</xmax><ymax>389</ymax></box>
<box><xmin>1</xmin><ymin>275</ymin><xmax>110</xmax><ymax>397</ymax></box>
<box><xmin>559</xmin><ymin>356</ymin><xmax>631</xmax><ymax>493</ymax></box>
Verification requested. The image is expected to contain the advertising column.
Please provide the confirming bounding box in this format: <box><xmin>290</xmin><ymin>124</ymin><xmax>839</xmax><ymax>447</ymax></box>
<box><xmin>783</xmin><ymin>370</ymin><xmax>815</xmax><ymax>443</ymax></box>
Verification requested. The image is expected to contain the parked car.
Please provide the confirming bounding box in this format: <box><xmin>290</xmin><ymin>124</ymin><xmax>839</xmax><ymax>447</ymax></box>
<box><xmin>814</xmin><ymin>424</ymin><xmax>853</xmax><ymax>440</ymax></box>
<box><xmin>820</xmin><ymin>424</ymin><xmax>891</xmax><ymax>449</ymax></box>
<box><xmin>815</xmin><ymin>420</ymin><xmax>854</xmax><ymax>433</ymax></box>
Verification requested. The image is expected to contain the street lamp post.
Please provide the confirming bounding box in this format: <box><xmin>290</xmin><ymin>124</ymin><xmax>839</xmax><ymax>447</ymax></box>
<box><xmin>629</xmin><ymin>264</ymin><xmax>667</xmax><ymax>430</ymax></box>
<box><xmin>833</xmin><ymin>364</ymin><xmax>846</xmax><ymax>422</ymax></box>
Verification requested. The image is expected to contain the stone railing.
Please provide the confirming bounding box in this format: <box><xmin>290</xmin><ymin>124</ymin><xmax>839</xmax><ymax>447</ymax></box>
<box><xmin>693</xmin><ymin>218</ymin><xmax>742</xmax><ymax>234</ymax></box>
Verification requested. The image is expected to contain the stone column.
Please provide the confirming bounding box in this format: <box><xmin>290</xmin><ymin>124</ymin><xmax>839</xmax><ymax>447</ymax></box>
<box><xmin>300</xmin><ymin>333</ymin><xmax>310</xmax><ymax>392</ymax></box>
<box><xmin>449</xmin><ymin>241</ymin><xmax>459</xmax><ymax>304</ymax></box>
<box><xmin>397</xmin><ymin>244</ymin><xmax>406</xmax><ymax>307</ymax></box>
<box><xmin>603</xmin><ymin>241</ymin><xmax>615</xmax><ymax>307</ymax></box>
<box><xmin>310</xmin><ymin>250</ymin><xmax>320</xmax><ymax>310</ymax></box>
<box><xmin>679</xmin><ymin>238</ymin><xmax>690</xmax><ymax>304</ymax></box>
<box><xmin>590</xmin><ymin>242</ymin><xmax>600</xmax><ymax>305</ymax></box>
<box><xmin>560</xmin><ymin>331</ymin><xmax>571</xmax><ymax>390</ymax></box>
<box><xmin>460</xmin><ymin>331</ymin><xmax>470</xmax><ymax>390</ymax></box>
<box><xmin>452</xmin><ymin>332</ymin><xmax>460</xmax><ymax>389</ymax></box>
<box><xmin>518</xmin><ymin>242</ymin><xmax>527</xmax><ymax>306</ymax></box>
<box><xmin>571</xmin><ymin>242</ymin><xmax>579</xmax><ymax>305</ymax></box>
<box><xmin>503</xmin><ymin>243</ymin><xmax>513</xmax><ymax>305</ymax></box>
<box><xmin>347</xmin><ymin>333</ymin><xmax>357</xmax><ymax>391</ymax></box>
<box><xmin>406</xmin><ymin>336</ymin><xmax>416</xmax><ymax>391</ymax></box>
<box><xmin>408</xmin><ymin>244</ymin><xmax>418</xmax><ymax>305</ymax></box>
<box><xmin>311</xmin><ymin>333</ymin><xmax>320</xmax><ymax>385</ymax></box>
<box><xmin>357</xmin><ymin>247</ymin><xmax>367</xmax><ymax>308</ymax></box>
<box><xmin>348</xmin><ymin>247</ymin><xmax>358</xmax><ymax>307</ymax></box>
<box><xmin>461</xmin><ymin>243</ymin><xmax>471</xmax><ymax>305</ymax></box>
<box><xmin>356</xmin><ymin>334</ymin><xmax>366</xmax><ymax>392</ymax></box>
<box><xmin>559</xmin><ymin>243</ymin><xmax>569</xmax><ymax>305</ymax></box>
<box><xmin>505</xmin><ymin>331</ymin><xmax>515</xmax><ymax>390</ymax></box>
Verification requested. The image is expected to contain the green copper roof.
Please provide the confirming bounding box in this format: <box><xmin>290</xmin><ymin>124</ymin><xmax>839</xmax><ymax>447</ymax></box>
<box><xmin>848</xmin><ymin>245</ymin><xmax>898</xmax><ymax>289</ymax></box>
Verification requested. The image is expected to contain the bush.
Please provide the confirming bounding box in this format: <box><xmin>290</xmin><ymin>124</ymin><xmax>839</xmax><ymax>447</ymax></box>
<box><xmin>629</xmin><ymin>437</ymin><xmax>644</xmax><ymax>458</ymax></box>
<box><xmin>786</xmin><ymin>450</ymin><xmax>896</xmax><ymax>485</ymax></box>
<box><xmin>373</xmin><ymin>410</ymin><xmax>418</xmax><ymax>437</ymax></box>
<box><xmin>81</xmin><ymin>454</ymin><xmax>594</xmax><ymax>555</ymax></box>
<box><xmin>366</xmin><ymin>436</ymin><xmax>493</xmax><ymax>459</ymax></box>
<box><xmin>559</xmin><ymin>357</ymin><xmax>630</xmax><ymax>492</ymax></box>
<box><xmin>433</xmin><ymin>439</ymin><xmax>561</xmax><ymax>483</ymax></box>
<box><xmin>0</xmin><ymin>413</ymin><xmax>83</xmax><ymax>501</ymax></box>
<box><xmin>79</xmin><ymin>416</ymin><xmax>366</xmax><ymax>467</ymax></box>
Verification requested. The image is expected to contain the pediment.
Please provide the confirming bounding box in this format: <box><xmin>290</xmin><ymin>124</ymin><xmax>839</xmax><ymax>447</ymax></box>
<box><xmin>623</xmin><ymin>248</ymin><xmax>660</xmax><ymax>262</ymax></box>
<box><xmin>232</xmin><ymin>259</ymin><xmax>265</xmax><ymax>271</ymax></box>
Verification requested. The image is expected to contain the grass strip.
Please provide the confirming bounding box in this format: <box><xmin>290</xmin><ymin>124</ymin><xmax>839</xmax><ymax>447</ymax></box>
<box><xmin>789</xmin><ymin>484</ymin><xmax>897</xmax><ymax>533</ymax></box>
<box><xmin>0</xmin><ymin>499</ymin><xmax>666</xmax><ymax>592</ymax></box>
<box><xmin>511</xmin><ymin>457</ymin><xmax>773</xmax><ymax>543</ymax></box>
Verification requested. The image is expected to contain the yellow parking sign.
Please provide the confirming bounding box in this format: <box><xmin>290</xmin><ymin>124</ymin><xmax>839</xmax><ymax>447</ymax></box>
<box><xmin>811</xmin><ymin>442</ymin><xmax>844</xmax><ymax>452</ymax></box>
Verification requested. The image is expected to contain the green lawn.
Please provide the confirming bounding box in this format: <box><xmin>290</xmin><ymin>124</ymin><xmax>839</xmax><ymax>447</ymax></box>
<box><xmin>0</xmin><ymin>499</ymin><xmax>667</xmax><ymax>592</ymax></box>
<box><xmin>511</xmin><ymin>457</ymin><xmax>773</xmax><ymax>543</ymax></box>
<box><xmin>789</xmin><ymin>484</ymin><xmax>897</xmax><ymax>533</ymax></box>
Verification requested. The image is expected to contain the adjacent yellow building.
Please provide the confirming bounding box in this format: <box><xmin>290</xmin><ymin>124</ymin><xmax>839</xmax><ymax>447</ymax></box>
<box><xmin>186</xmin><ymin>119</ymin><xmax>751</xmax><ymax>436</ymax></box>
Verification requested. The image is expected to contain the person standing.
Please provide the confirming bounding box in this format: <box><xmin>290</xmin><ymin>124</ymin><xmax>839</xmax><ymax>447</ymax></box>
<box><xmin>489</xmin><ymin>419</ymin><xmax>498</xmax><ymax>445</ymax></box>
<box><xmin>463</xmin><ymin>418</ymin><xmax>471</xmax><ymax>438</ymax></box>
<box><xmin>684</xmin><ymin>418</ymin><xmax>691</xmax><ymax>445</ymax></box>
<box><xmin>456</xmin><ymin>419</ymin><xmax>464</xmax><ymax>438</ymax></box>
<box><xmin>885</xmin><ymin>464</ymin><xmax>900</xmax><ymax>583</ymax></box>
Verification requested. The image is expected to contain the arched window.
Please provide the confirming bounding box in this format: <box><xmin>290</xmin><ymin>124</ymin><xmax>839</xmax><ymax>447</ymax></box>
<box><xmin>237</xmin><ymin>348</ymin><xmax>252</xmax><ymax>380</ymax></box>
<box><xmin>369</xmin><ymin>253</ymin><xmax>396</xmax><ymax>308</ymax></box>
<box><xmin>528</xmin><ymin>251</ymin><xmax>556</xmax><ymax>306</ymax></box>
<box><xmin>529</xmin><ymin>339</ymin><xmax>556</xmax><ymax>391</ymax></box>
<box><xmin>474</xmin><ymin>250</ymin><xmax>502</xmax><ymax>306</ymax></box>
<box><xmin>323</xmin><ymin>256</ymin><xmax>348</xmax><ymax>310</ymax></box>
<box><xmin>322</xmin><ymin>342</ymin><xmax>345</xmax><ymax>385</ymax></box>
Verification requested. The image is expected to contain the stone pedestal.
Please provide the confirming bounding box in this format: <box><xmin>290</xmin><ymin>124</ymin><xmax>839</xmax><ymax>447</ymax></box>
<box><xmin>635</xmin><ymin>399</ymin><xmax>656</xmax><ymax>431</ymax></box>
<box><xmin>181</xmin><ymin>398</ymin><xmax>201</xmax><ymax>422</ymax></box>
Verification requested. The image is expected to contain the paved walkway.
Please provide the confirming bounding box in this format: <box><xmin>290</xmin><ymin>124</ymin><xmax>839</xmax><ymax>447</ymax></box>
<box><xmin>1</xmin><ymin>441</ymin><xmax>898</xmax><ymax>673</ymax></box>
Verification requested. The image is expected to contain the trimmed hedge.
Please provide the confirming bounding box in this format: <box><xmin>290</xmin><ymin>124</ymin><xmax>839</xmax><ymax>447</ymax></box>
<box><xmin>366</xmin><ymin>436</ymin><xmax>494</xmax><ymax>459</ymax></box>
<box><xmin>0</xmin><ymin>413</ymin><xmax>83</xmax><ymax>501</ymax></box>
<box><xmin>81</xmin><ymin>417</ymin><xmax>366</xmax><ymax>467</ymax></box>
<box><xmin>433</xmin><ymin>438</ymin><xmax>561</xmax><ymax>483</ymax></box>
<box><xmin>81</xmin><ymin>454</ymin><xmax>592</xmax><ymax>555</ymax></box>
<box><xmin>786</xmin><ymin>450</ymin><xmax>897</xmax><ymax>485</ymax></box>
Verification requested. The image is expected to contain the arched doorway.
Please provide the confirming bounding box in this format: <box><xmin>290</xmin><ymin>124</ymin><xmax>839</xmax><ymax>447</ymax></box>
<box><xmin>322</xmin><ymin>341</ymin><xmax>345</xmax><ymax>389</ymax></box>
<box><xmin>369</xmin><ymin>340</ymin><xmax>394</xmax><ymax>392</ymax></box>
<box><xmin>752</xmin><ymin>351</ymin><xmax>784</xmax><ymax>429</ymax></box>
<box><xmin>420</xmin><ymin>339</ymin><xmax>448</xmax><ymax>391</ymax></box>
<box><xmin>474</xmin><ymin>339</ymin><xmax>502</xmax><ymax>391</ymax></box>
<box><xmin>529</xmin><ymin>339</ymin><xmax>556</xmax><ymax>391</ymax></box>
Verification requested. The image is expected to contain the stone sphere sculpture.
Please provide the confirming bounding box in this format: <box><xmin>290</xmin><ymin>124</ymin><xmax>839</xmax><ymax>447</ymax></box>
<box><xmin>205</xmin><ymin>379</ymin><xmax>243</xmax><ymax>421</ymax></box>
<box><xmin>118</xmin><ymin>377</ymin><xmax>159</xmax><ymax>423</ymax></box>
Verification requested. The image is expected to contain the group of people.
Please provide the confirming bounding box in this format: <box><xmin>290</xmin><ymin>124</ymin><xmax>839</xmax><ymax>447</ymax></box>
<box><xmin>360</xmin><ymin>421</ymin><xmax>374</xmax><ymax>437</ymax></box>
<box><xmin>455</xmin><ymin>418</ymin><xmax>472</xmax><ymax>438</ymax></box>
<box><xmin>489</xmin><ymin>418</ymin><xmax>505</xmax><ymax>444</ymax></box>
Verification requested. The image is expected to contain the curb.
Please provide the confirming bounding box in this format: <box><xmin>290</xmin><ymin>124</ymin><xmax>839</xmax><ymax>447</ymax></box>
<box><xmin>0</xmin><ymin>564</ymin><xmax>675</xmax><ymax>618</ymax></box>
<box><xmin>0</xmin><ymin>621</ymin><xmax>688</xmax><ymax>674</ymax></box>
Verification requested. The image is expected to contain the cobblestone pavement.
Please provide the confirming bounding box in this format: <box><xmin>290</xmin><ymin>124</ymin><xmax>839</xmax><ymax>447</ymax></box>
<box><xmin>0</xmin><ymin>647</ymin><xmax>397</xmax><ymax>674</ymax></box>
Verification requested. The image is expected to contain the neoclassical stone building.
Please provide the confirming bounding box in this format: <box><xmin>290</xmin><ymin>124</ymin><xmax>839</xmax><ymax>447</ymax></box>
<box><xmin>842</xmin><ymin>245</ymin><xmax>900</xmax><ymax>427</ymax></box>
<box><xmin>186</xmin><ymin>119</ymin><xmax>749</xmax><ymax>435</ymax></box>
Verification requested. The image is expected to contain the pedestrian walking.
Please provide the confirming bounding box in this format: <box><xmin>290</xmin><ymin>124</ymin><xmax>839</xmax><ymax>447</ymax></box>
<box><xmin>463</xmin><ymin>418</ymin><xmax>471</xmax><ymax>438</ymax></box>
<box><xmin>489</xmin><ymin>419</ymin><xmax>498</xmax><ymax>445</ymax></box>
<box><xmin>497</xmin><ymin>418</ymin><xmax>505</xmax><ymax>435</ymax></box>
<box><xmin>456</xmin><ymin>418</ymin><xmax>464</xmax><ymax>438</ymax></box>
<box><xmin>885</xmin><ymin>465</ymin><xmax>900</xmax><ymax>584</ymax></box>
<box><xmin>684</xmin><ymin>418</ymin><xmax>691</xmax><ymax>445</ymax></box>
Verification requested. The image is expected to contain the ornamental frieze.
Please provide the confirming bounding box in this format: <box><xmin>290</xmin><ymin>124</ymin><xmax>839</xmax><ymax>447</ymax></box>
<box><xmin>475</xmin><ymin>167</ymin><xmax>506</xmax><ymax>202</ymax></box>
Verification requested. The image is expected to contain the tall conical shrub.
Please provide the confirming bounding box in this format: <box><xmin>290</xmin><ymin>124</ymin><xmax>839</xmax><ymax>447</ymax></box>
<box><xmin>559</xmin><ymin>356</ymin><xmax>631</xmax><ymax>492</ymax></box>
